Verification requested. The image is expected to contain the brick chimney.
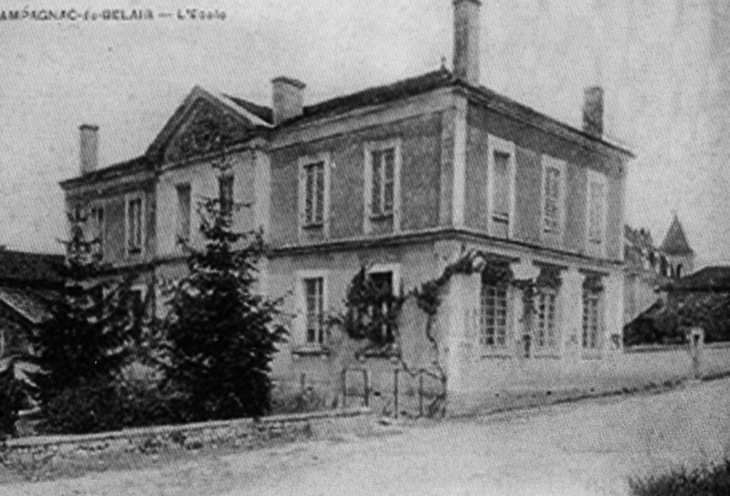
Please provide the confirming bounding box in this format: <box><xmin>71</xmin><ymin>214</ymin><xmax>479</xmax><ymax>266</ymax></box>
<box><xmin>582</xmin><ymin>86</ymin><xmax>604</xmax><ymax>138</ymax></box>
<box><xmin>271</xmin><ymin>77</ymin><xmax>306</xmax><ymax>125</ymax></box>
<box><xmin>453</xmin><ymin>0</ymin><xmax>481</xmax><ymax>85</ymax></box>
<box><xmin>79</xmin><ymin>124</ymin><xmax>99</xmax><ymax>175</ymax></box>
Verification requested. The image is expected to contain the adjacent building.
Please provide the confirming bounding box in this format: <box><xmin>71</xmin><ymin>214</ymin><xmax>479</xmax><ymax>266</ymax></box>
<box><xmin>60</xmin><ymin>0</ymin><xmax>633</xmax><ymax>400</ymax></box>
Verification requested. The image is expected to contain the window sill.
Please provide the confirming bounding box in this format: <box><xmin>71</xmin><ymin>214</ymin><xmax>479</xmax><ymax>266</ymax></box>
<box><xmin>301</xmin><ymin>222</ymin><xmax>324</xmax><ymax>230</ymax></box>
<box><xmin>355</xmin><ymin>343</ymin><xmax>400</xmax><ymax>360</ymax></box>
<box><xmin>480</xmin><ymin>347</ymin><xmax>513</xmax><ymax>359</ymax></box>
<box><xmin>292</xmin><ymin>346</ymin><xmax>332</xmax><ymax>357</ymax></box>
<box><xmin>369</xmin><ymin>213</ymin><xmax>394</xmax><ymax>222</ymax></box>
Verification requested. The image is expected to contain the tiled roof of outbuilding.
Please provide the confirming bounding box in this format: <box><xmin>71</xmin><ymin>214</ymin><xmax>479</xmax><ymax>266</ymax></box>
<box><xmin>660</xmin><ymin>266</ymin><xmax>730</xmax><ymax>292</ymax></box>
<box><xmin>0</xmin><ymin>250</ymin><xmax>64</xmax><ymax>284</ymax></box>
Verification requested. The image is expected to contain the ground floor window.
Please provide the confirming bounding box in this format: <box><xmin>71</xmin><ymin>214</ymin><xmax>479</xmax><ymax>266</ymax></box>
<box><xmin>480</xmin><ymin>281</ymin><xmax>509</xmax><ymax>348</ymax></box>
<box><xmin>367</xmin><ymin>271</ymin><xmax>395</xmax><ymax>344</ymax></box>
<box><xmin>535</xmin><ymin>288</ymin><xmax>557</xmax><ymax>349</ymax></box>
<box><xmin>304</xmin><ymin>277</ymin><xmax>325</xmax><ymax>345</ymax></box>
<box><xmin>582</xmin><ymin>275</ymin><xmax>604</xmax><ymax>350</ymax></box>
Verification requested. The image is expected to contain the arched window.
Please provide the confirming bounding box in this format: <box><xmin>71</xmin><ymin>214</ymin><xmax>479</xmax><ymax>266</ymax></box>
<box><xmin>676</xmin><ymin>264</ymin><xmax>683</xmax><ymax>279</ymax></box>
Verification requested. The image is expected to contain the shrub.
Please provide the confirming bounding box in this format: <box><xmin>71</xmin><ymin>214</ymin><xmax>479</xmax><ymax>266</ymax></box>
<box><xmin>0</xmin><ymin>359</ymin><xmax>28</xmax><ymax>440</ymax></box>
<box><xmin>38</xmin><ymin>377</ymin><xmax>187</xmax><ymax>435</ymax></box>
<box><xmin>629</xmin><ymin>460</ymin><xmax>730</xmax><ymax>496</ymax></box>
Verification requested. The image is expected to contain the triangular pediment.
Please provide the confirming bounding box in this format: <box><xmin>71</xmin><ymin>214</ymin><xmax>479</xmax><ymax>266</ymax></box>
<box><xmin>146</xmin><ymin>86</ymin><xmax>271</xmax><ymax>164</ymax></box>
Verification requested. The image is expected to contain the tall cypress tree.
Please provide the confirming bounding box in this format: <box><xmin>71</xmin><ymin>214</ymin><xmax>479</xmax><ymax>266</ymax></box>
<box><xmin>163</xmin><ymin>189</ymin><xmax>287</xmax><ymax>421</ymax></box>
<box><xmin>31</xmin><ymin>209</ymin><xmax>138</xmax><ymax>411</ymax></box>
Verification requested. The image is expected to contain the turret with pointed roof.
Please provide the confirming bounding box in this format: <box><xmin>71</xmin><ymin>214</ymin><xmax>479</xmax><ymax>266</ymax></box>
<box><xmin>660</xmin><ymin>213</ymin><xmax>695</xmax><ymax>278</ymax></box>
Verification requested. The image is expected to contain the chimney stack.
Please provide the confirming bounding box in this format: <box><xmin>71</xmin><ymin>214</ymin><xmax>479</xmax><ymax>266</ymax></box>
<box><xmin>582</xmin><ymin>86</ymin><xmax>604</xmax><ymax>138</ymax></box>
<box><xmin>271</xmin><ymin>77</ymin><xmax>306</xmax><ymax>125</ymax></box>
<box><xmin>453</xmin><ymin>0</ymin><xmax>481</xmax><ymax>85</ymax></box>
<box><xmin>79</xmin><ymin>124</ymin><xmax>99</xmax><ymax>175</ymax></box>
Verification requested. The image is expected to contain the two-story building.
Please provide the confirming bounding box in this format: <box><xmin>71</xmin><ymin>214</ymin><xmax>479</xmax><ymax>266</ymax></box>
<box><xmin>60</xmin><ymin>0</ymin><xmax>633</xmax><ymax>405</ymax></box>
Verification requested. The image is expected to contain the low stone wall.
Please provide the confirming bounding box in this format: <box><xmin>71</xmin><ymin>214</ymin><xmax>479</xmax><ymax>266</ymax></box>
<box><xmin>451</xmin><ymin>346</ymin><xmax>730</xmax><ymax>415</ymax></box>
<box><xmin>1</xmin><ymin>408</ymin><xmax>373</xmax><ymax>467</ymax></box>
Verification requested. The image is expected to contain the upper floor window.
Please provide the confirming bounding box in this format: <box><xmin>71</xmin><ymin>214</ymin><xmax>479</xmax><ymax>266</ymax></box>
<box><xmin>91</xmin><ymin>205</ymin><xmax>104</xmax><ymax>258</ymax></box>
<box><xmin>586</xmin><ymin>171</ymin><xmax>607</xmax><ymax>246</ymax></box>
<box><xmin>176</xmin><ymin>183</ymin><xmax>192</xmax><ymax>244</ymax></box>
<box><xmin>298</xmin><ymin>154</ymin><xmax>330</xmax><ymax>230</ymax></box>
<box><xmin>364</xmin><ymin>140</ymin><xmax>401</xmax><ymax>233</ymax></box>
<box><xmin>218</xmin><ymin>175</ymin><xmax>234</xmax><ymax>216</ymax></box>
<box><xmin>542</xmin><ymin>156</ymin><xmax>566</xmax><ymax>236</ymax></box>
<box><xmin>126</xmin><ymin>197</ymin><xmax>143</xmax><ymax>255</ymax></box>
<box><xmin>487</xmin><ymin>135</ymin><xmax>516</xmax><ymax>239</ymax></box>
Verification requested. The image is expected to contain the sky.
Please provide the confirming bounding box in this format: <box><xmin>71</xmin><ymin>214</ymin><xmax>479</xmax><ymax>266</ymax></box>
<box><xmin>1</xmin><ymin>0</ymin><xmax>729</xmax><ymax>267</ymax></box>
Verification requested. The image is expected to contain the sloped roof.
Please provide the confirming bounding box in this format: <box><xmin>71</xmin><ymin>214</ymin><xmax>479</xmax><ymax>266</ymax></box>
<box><xmin>59</xmin><ymin>155</ymin><xmax>154</xmax><ymax>189</ymax></box>
<box><xmin>660</xmin><ymin>215</ymin><xmax>694</xmax><ymax>255</ymax></box>
<box><xmin>223</xmin><ymin>94</ymin><xmax>274</xmax><ymax>124</ymax></box>
<box><xmin>0</xmin><ymin>250</ymin><xmax>64</xmax><ymax>284</ymax></box>
<box><xmin>660</xmin><ymin>266</ymin><xmax>730</xmax><ymax>292</ymax></box>
<box><xmin>0</xmin><ymin>286</ymin><xmax>54</xmax><ymax>324</ymax></box>
<box><xmin>61</xmin><ymin>67</ymin><xmax>634</xmax><ymax>188</ymax></box>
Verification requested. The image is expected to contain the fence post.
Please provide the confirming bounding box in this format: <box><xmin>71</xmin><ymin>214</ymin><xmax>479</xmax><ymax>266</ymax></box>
<box><xmin>394</xmin><ymin>369</ymin><xmax>400</xmax><ymax>419</ymax></box>
<box><xmin>341</xmin><ymin>369</ymin><xmax>347</xmax><ymax>409</ymax></box>
<box><xmin>419</xmin><ymin>370</ymin><xmax>424</xmax><ymax>417</ymax></box>
<box><xmin>363</xmin><ymin>369</ymin><xmax>371</xmax><ymax>408</ymax></box>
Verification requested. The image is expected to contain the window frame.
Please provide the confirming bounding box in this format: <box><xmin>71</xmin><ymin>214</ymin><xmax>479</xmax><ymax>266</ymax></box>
<box><xmin>363</xmin><ymin>139</ymin><xmax>402</xmax><ymax>234</ymax></box>
<box><xmin>218</xmin><ymin>174</ymin><xmax>235</xmax><ymax>217</ymax></box>
<box><xmin>175</xmin><ymin>182</ymin><xmax>192</xmax><ymax>245</ymax></box>
<box><xmin>296</xmin><ymin>270</ymin><xmax>329</xmax><ymax>351</ymax></box>
<box><xmin>298</xmin><ymin>152</ymin><xmax>331</xmax><ymax>234</ymax></box>
<box><xmin>479</xmin><ymin>278</ymin><xmax>513</xmax><ymax>355</ymax></box>
<box><xmin>581</xmin><ymin>283</ymin><xmax>604</xmax><ymax>356</ymax></box>
<box><xmin>486</xmin><ymin>135</ymin><xmax>517</xmax><ymax>239</ymax></box>
<box><xmin>125</xmin><ymin>194</ymin><xmax>145</xmax><ymax>258</ymax></box>
<box><xmin>585</xmin><ymin>169</ymin><xmax>608</xmax><ymax>254</ymax></box>
<box><xmin>533</xmin><ymin>286</ymin><xmax>559</xmax><ymax>355</ymax></box>
<box><xmin>540</xmin><ymin>155</ymin><xmax>567</xmax><ymax>242</ymax></box>
<box><xmin>90</xmin><ymin>204</ymin><xmax>105</xmax><ymax>259</ymax></box>
<box><xmin>366</xmin><ymin>263</ymin><xmax>402</xmax><ymax>346</ymax></box>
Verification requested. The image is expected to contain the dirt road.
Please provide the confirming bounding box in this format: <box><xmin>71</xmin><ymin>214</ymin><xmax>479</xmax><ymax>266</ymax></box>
<box><xmin>5</xmin><ymin>378</ymin><xmax>730</xmax><ymax>496</ymax></box>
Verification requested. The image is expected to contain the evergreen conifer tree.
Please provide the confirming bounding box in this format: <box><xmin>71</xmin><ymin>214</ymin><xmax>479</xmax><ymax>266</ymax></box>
<box><xmin>31</xmin><ymin>209</ymin><xmax>139</xmax><ymax>416</ymax></box>
<box><xmin>163</xmin><ymin>183</ymin><xmax>286</xmax><ymax>421</ymax></box>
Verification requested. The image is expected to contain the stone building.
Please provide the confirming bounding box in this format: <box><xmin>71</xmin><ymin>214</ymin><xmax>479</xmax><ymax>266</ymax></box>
<box><xmin>60</xmin><ymin>0</ymin><xmax>632</xmax><ymax>403</ymax></box>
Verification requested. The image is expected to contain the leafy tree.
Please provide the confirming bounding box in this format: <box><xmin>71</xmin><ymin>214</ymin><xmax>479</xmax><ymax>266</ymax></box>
<box><xmin>163</xmin><ymin>186</ymin><xmax>287</xmax><ymax>421</ymax></box>
<box><xmin>30</xmin><ymin>210</ymin><xmax>139</xmax><ymax>425</ymax></box>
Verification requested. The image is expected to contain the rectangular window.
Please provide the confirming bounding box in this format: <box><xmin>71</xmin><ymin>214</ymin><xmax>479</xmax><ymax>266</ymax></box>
<box><xmin>91</xmin><ymin>206</ymin><xmax>104</xmax><ymax>258</ymax></box>
<box><xmin>370</xmin><ymin>148</ymin><xmax>396</xmax><ymax>218</ymax></box>
<box><xmin>218</xmin><ymin>175</ymin><xmax>234</xmax><ymax>216</ymax></box>
<box><xmin>543</xmin><ymin>165</ymin><xmax>562</xmax><ymax>234</ymax></box>
<box><xmin>303</xmin><ymin>161</ymin><xmax>325</xmax><ymax>226</ymax></box>
<box><xmin>535</xmin><ymin>289</ymin><xmax>557</xmax><ymax>349</ymax></box>
<box><xmin>304</xmin><ymin>277</ymin><xmax>325</xmax><ymax>345</ymax></box>
<box><xmin>176</xmin><ymin>183</ymin><xmax>191</xmax><ymax>243</ymax></box>
<box><xmin>368</xmin><ymin>271</ymin><xmax>395</xmax><ymax>344</ymax></box>
<box><xmin>487</xmin><ymin>136</ymin><xmax>516</xmax><ymax>239</ymax></box>
<box><xmin>480</xmin><ymin>281</ymin><xmax>509</xmax><ymax>348</ymax></box>
<box><xmin>587</xmin><ymin>180</ymin><xmax>606</xmax><ymax>244</ymax></box>
<box><xmin>582</xmin><ymin>288</ymin><xmax>601</xmax><ymax>349</ymax></box>
<box><xmin>493</xmin><ymin>151</ymin><xmax>511</xmax><ymax>222</ymax></box>
<box><xmin>127</xmin><ymin>198</ymin><xmax>143</xmax><ymax>254</ymax></box>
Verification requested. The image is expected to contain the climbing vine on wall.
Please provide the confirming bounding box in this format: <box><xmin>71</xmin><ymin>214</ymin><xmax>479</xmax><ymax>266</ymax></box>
<box><xmin>332</xmin><ymin>265</ymin><xmax>406</xmax><ymax>351</ymax></box>
<box><xmin>334</xmin><ymin>247</ymin><xmax>566</xmax><ymax>418</ymax></box>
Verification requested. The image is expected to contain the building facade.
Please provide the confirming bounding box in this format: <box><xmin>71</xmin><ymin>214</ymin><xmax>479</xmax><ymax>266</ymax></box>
<box><xmin>60</xmin><ymin>0</ymin><xmax>632</xmax><ymax>401</ymax></box>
